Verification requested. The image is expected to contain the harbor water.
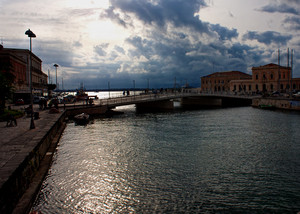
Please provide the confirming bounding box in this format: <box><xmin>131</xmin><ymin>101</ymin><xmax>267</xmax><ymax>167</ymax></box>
<box><xmin>32</xmin><ymin>105</ymin><xmax>300</xmax><ymax>213</ymax></box>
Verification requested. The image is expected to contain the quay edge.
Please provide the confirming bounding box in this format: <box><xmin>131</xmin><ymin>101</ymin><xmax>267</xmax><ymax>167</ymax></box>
<box><xmin>1</xmin><ymin>105</ymin><xmax>108</xmax><ymax>214</ymax></box>
<box><xmin>252</xmin><ymin>98</ymin><xmax>300</xmax><ymax>111</ymax></box>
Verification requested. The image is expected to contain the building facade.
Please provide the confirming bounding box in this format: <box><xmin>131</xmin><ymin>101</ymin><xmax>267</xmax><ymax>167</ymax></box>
<box><xmin>0</xmin><ymin>45</ymin><xmax>48</xmax><ymax>102</ymax></box>
<box><xmin>201</xmin><ymin>71</ymin><xmax>252</xmax><ymax>93</ymax></box>
<box><xmin>201</xmin><ymin>63</ymin><xmax>300</xmax><ymax>95</ymax></box>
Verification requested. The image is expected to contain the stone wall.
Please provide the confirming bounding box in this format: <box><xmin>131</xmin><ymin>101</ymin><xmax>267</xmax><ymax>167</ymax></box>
<box><xmin>252</xmin><ymin>98</ymin><xmax>300</xmax><ymax>111</ymax></box>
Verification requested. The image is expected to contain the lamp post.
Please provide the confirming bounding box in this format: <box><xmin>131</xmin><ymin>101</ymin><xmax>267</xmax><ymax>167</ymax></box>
<box><xmin>133</xmin><ymin>80</ymin><xmax>135</xmax><ymax>97</ymax></box>
<box><xmin>54</xmin><ymin>64</ymin><xmax>59</xmax><ymax>90</ymax></box>
<box><xmin>25</xmin><ymin>29</ymin><xmax>36</xmax><ymax>129</ymax></box>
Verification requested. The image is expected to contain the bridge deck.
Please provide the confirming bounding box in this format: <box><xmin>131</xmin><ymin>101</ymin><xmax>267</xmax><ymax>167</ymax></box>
<box><xmin>98</xmin><ymin>92</ymin><xmax>256</xmax><ymax>108</ymax></box>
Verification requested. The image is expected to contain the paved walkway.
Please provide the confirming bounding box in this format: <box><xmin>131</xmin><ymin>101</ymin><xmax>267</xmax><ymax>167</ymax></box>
<box><xmin>0</xmin><ymin>104</ymin><xmax>63</xmax><ymax>192</ymax></box>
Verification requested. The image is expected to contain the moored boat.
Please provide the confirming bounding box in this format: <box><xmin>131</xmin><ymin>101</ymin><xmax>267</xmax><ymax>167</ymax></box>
<box><xmin>74</xmin><ymin>113</ymin><xmax>90</xmax><ymax>125</ymax></box>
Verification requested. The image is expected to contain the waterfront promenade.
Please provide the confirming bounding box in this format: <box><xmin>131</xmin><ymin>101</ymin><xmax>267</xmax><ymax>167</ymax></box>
<box><xmin>0</xmin><ymin>105</ymin><xmax>65</xmax><ymax>214</ymax></box>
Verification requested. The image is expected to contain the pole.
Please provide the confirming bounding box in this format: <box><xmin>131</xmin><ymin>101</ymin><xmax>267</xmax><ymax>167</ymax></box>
<box><xmin>291</xmin><ymin>49</ymin><xmax>293</xmax><ymax>93</ymax></box>
<box><xmin>29</xmin><ymin>37</ymin><xmax>35</xmax><ymax>129</ymax></box>
<box><xmin>56</xmin><ymin>66</ymin><xmax>57</xmax><ymax>89</ymax></box>
<box><xmin>133</xmin><ymin>80</ymin><xmax>135</xmax><ymax>97</ymax></box>
<box><xmin>278</xmin><ymin>49</ymin><xmax>280</xmax><ymax>92</ymax></box>
<box><xmin>108</xmin><ymin>81</ymin><xmax>110</xmax><ymax>99</ymax></box>
<box><xmin>147</xmin><ymin>78</ymin><xmax>149</xmax><ymax>90</ymax></box>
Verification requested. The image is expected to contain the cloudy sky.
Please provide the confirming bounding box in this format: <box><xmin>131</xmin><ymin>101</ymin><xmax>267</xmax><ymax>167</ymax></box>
<box><xmin>1</xmin><ymin>0</ymin><xmax>299</xmax><ymax>89</ymax></box>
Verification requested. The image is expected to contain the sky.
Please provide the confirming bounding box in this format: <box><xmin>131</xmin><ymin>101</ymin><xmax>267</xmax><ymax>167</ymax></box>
<box><xmin>1</xmin><ymin>0</ymin><xmax>300</xmax><ymax>89</ymax></box>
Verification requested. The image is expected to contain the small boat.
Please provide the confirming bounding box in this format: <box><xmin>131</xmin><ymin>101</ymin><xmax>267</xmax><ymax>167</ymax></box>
<box><xmin>76</xmin><ymin>83</ymin><xmax>88</xmax><ymax>101</ymax></box>
<box><xmin>74</xmin><ymin>113</ymin><xmax>90</xmax><ymax>125</ymax></box>
<box><xmin>259</xmin><ymin>104</ymin><xmax>276</xmax><ymax>110</ymax></box>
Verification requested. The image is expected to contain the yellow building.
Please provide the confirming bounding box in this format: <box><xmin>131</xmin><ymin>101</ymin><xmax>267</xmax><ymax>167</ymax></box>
<box><xmin>201</xmin><ymin>71</ymin><xmax>251</xmax><ymax>93</ymax></box>
<box><xmin>202</xmin><ymin>63</ymin><xmax>300</xmax><ymax>95</ymax></box>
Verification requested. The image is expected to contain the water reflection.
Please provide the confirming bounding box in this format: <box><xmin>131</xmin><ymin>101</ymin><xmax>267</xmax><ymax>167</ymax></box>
<box><xmin>32</xmin><ymin>107</ymin><xmax>300</xmax><ymax>213</ymax></box>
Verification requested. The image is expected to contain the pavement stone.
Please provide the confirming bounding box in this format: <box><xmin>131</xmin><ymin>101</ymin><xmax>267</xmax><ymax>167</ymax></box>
<box><xmin>0</xmin><ymin>104</ymin><xmax>64</xmax><ymax>192</ymax></box>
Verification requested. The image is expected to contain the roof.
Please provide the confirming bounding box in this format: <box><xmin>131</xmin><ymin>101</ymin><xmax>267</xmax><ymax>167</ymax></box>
<box><xmin>1</xmin><ymin>48</ymin><xmax>42</xmax><ymax>62</ymax></box>
<box><xmin>202</xmin><ymin>71</ymin><xmax>251</xmax><ymax>78</ymax></box>
<box><xmin>252</xmin><ymin>63</ymin><xmax>291</xmax><ymax>70</ymax></box>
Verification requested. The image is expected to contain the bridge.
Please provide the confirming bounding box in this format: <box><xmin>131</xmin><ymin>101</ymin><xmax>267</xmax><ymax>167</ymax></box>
<box><xmin>62</xmin><ymin>91</ymin><xmax>258</xmax><ymax>116</ymax></box>
<box><xmin>97</xmin><ymin>92</ymin><xmax>256</xmax><ymax>110</ymax></box>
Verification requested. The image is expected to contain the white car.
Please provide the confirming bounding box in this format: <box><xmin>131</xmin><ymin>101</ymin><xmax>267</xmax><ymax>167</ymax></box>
<box><xmin>293</xmin><ymin>92</ymin><xmax>300</xmax><ymax>98</ymax></box>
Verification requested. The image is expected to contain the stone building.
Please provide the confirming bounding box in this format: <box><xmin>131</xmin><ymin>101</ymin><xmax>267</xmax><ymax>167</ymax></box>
<box><xmin>0</xmin><ymin>45</ymin><xmax>48</xmax><ymax>102</ymax></box>
<box><xmin>201</xmin><ymin>63</ymin><xmax>300</xmax><ymax>94</ymax></box>
<box><xmin>230</xmin><ymin>63</ymin><xmax>300</xmax><ymax>94</ymax></box>
<box><xmin>201</xmin><ymin>71</ymin><xmax>252</xmax><ymax>93</ymax></box>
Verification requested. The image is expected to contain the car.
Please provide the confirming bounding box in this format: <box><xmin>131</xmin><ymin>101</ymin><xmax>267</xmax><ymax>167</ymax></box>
<box><xmin>15</xmin><ymin>99</ymin><xmax>24</xmax><ymax>105</ymax></box>
<box><xmin>271</xmin><ymin>91</ymin><xmax>280</xmax><ymax>97</ymax></box>
<box><xmin>293</xmin><ymin>91</ymin><xmax>300</xmax><ymax>98</ymax></box>
<box><xmin>33</xmin><ymin>96</ymin><xmax>41</xmax><ymax>104</ymax></box>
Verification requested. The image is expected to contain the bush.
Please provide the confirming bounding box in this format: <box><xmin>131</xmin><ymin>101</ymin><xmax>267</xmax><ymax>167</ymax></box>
<box><xmin>0</xmin><ymin>109</ymin><xmax>24</xmax><ymax>122</ymax></box>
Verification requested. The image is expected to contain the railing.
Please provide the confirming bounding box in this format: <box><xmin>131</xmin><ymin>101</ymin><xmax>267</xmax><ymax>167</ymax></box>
<box><xmin>99</xmin><ymin>91</ymin><xmax>257</xmax><ymax>107</ymax></box>
<box><xmin>100</xmin><ymin>92</ymin><xmax>187</xmax><ymax>106</ymax></box>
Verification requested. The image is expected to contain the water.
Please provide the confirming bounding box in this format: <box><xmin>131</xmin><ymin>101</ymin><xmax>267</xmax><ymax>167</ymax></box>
<box><xmin>32</xmin><ymin>106</ymin><xmax>300</xmax><ymax>213</ymax></box>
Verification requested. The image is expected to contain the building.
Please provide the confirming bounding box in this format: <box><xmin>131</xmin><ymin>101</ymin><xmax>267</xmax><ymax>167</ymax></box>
<box><xmin>0</xmin><ymin>45</ymin><xmax>48</xmax><ymax>102</ymax></box>
<box><xmin>201</xmin><ymin>63</ymin><xmax>300</xmax><ymax>95</ymax></box>
<box><xmin>230</xmin><ymin>63</ymin><xmax>300</xmax><ymax>94</ymax></box>
<box><xmin>201</xmin><ymin>71</ymin><xmax>252</xmax><ymax>93</ymax></box>
<box><xmin>251</xmin><ymin>63</ymin><xmax>298</xmax><ymax>93</ymax></box>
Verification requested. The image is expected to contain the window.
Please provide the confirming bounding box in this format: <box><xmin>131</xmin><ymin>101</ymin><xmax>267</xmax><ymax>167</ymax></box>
<box><xmin>256</xmin><ymin>74</ymin><xmax>258</xmax><ymax>80</ymax></box>
<box><xmin>263</xmin><ymin>74</ymin><xmax>266</xmax><ymax>79</ymax></box>
<box><xmin>270</xmin><ymin>84</ymin><xmax>273</xmax><ymax>90</ymax></box>
<box><xmin>249</xmin><ymin>85</ymin><xmax>252</xmax><ymax>91</ymax></box>
<box><xmin>270</xmin><ymin>73</ymin><xmax>273</xmax><ymax>79</ymax></box>
<box><xmin>256</xmin><ymin>84</ymin><xmax>258</xmax><ymax>90</ymax></box>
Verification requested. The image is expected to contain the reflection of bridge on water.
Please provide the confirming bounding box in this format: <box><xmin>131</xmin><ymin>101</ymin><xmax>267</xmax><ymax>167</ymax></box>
<box><xmin>98</xmin><ymin>92</ymin><xmax>258</xmax><ymax>110</ymax></box>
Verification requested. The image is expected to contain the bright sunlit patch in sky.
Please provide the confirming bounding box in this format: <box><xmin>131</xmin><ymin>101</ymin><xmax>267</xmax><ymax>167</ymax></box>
<box><xmin>0</xmin><ymin>0</ymin><xmax>299</xmax><ymax>89</ymax></box>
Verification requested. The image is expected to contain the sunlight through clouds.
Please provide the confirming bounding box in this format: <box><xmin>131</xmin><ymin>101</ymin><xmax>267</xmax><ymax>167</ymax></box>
<box><xmin>0</xmin><ymin>0</ymin><xmax>299</xmax><ymax>89</ymax></box>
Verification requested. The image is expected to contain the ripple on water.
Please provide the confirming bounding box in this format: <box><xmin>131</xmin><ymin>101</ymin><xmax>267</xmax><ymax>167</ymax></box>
<box><xmin>32</xmin><ymin>107</ymin><xmax>300</xmax><ymax>213</ymax></box>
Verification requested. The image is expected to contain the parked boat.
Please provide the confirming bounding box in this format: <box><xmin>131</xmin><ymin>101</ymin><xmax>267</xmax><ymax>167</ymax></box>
<box><xmin>74</xmin><ymin>113</ymin><xmax>90</xmax><ymax>125</ymax></box>
<box><xmin>259</xmin><ymin>104</ymin><xmax>276</xmax><ymax>110</ymax></box>
<box><xmin>76</xmin><ymin>83</ymin><xmax>88</xmax><ymax>101</ymax></box>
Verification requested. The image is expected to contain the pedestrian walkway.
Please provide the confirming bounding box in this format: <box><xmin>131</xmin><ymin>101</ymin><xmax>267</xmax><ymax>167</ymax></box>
<box><xmin>0</xmin><ymin>104</ymin><xmax>64</xmax><ymax>213</ymax></box>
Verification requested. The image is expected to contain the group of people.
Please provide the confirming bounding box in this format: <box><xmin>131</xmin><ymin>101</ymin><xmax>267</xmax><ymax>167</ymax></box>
<box><xmin>123</xmin><ymin>90</ymin><xmax>130</xmax><ymax>96</ymax></box>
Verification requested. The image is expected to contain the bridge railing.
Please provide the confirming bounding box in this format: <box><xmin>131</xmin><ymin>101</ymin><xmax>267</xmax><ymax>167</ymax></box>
<box><xmin>99</xmin><ymin>91</ymin><xmax>194</xmax><ymax>106</ymax></box>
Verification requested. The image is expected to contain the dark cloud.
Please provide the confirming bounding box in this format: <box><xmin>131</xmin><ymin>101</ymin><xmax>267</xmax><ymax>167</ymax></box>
<box><xmin>260</xmin><ymin>3</ymin><xmax>299</xmax><ymax>15</ymax></box>
<box><xmin>210</xmin><ymin>24</ymin><xmax>238</xmax><ymax>40</ymax></box>
<box><xmin>94</xmin><ymin>43</ymin><xmax>109</xmax><ymax>56</ymax></box>
<box><xmin>258</xmin><ymin>1</ymin><xmax>300</xmax><ymax>15</ymax></box>
<box><xmin>284</xmin><ymin>16</ymin><xmax>300</xmax><ymax>30</ymax></box>
<box><xmin>243</xmin><ymin>31</ymin><xmax>292</xmax><ymax>45</ymax></box>
<box><xmin>104</xmin><ymin>0</ymin><xmax>210</xmax><ymax>34</ymax></box>
<box><xmin>100</xmin><ymin>6</ymin><xmax>128</xmax><ymax>27</ymax></box>
<box><xmin>114</xmin><ymin>45</ymin><xmax>125</xmax><ymax>54</ymax></box>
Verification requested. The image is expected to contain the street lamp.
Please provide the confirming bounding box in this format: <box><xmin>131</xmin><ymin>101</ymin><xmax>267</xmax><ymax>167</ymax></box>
<box><xmin>133</xmin><ymin>80</ymin><xmax>135</xmax><ymax>97</ymax></box>
<box><xmin>25</xmin><ymin>29</ymin><xmax>36</xmax><ymax>129</ymax></box>
<box><xmin>54</xmin><ymin>64</ymin><xmax>59</xmax><ymax>90</ymax></box>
